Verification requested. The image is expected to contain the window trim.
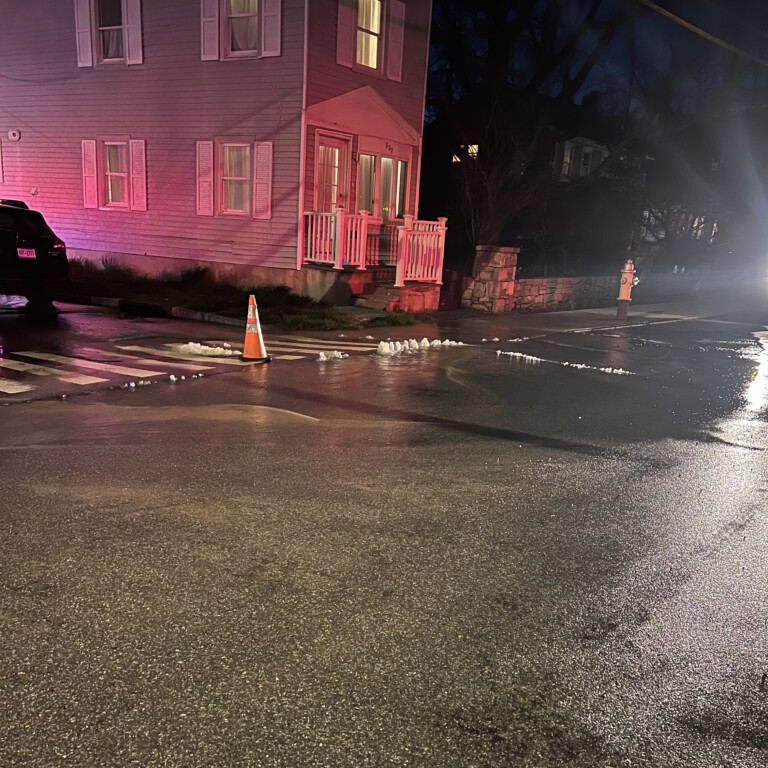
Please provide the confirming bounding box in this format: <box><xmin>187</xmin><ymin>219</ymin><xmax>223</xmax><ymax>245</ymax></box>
<box><xmin>217</xmin><ymin>141</ymin><xmax>252</xmax><ymax>216</ymax></box>
<box><xmin>221</xmin><ymin>0</ymin><xmax>261</xmax><ymax>60</ymax></box>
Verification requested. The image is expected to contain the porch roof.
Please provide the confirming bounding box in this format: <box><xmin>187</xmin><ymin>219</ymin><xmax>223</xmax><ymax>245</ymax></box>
<box><xmin>305</xmin><ymin>86</ymin><xmax>420</xmax><ymax>145</ymax></box>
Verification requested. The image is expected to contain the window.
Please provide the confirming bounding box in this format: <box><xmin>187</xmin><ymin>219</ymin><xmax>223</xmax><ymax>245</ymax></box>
<box><xmin>97</xmin><ymin>0</ymin><xmax>124</xmax><ymax>61</ymax></box>
<box><xmin>196</xmin><ymin>140</ymin><xmax>273</xmax><ymax>219</ymax></box>
<box><xmin>220</xmin><ymin>144</ymin><xmax>251</xmax><ymax>214</ymax></box>
<box><xmin>104</xmin><ymin>142</ymin><xmax>129</xmax><ymax>206</ymax></box>
<box><xmin>81</xmin><ymin>138</ymin><xmax>147</xmax><ymax>211</ymax></box>
<box><xmin>74</xmin><ymin>0</ymin><xmax>143</xmax><ymax>67</ymax></box>
<box><xmin>201</xmin><ymin>0</ymin><xmax>281</xmax><ymax>61</ymax></box>
<box><xmin>354</xmin><ymin>150</ymin><xmax>409</xmax><ymax>219</ymax></box>
<box><xmin>337</xmin><ymin>0</ymin><xmax>405</xmax><ymax>81</ymax></box>
<box><xmin>356</xmin><ymin>0</ymin><xmax>382</xmax><ymax>69</ymax></box>
<box><xmin>357</xmin><ymin>154</ymin><xmax>376</xmax><ymax>212</ymax></box>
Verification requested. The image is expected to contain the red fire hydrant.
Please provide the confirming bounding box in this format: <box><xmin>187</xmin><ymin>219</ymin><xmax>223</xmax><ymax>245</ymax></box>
<box><xmin>617</xmin><ymin>259</ymin><xmax>638</xmax><ymax>320</ymax></box>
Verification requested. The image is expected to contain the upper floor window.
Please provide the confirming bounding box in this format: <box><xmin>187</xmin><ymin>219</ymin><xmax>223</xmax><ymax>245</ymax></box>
<box><xmin>356</xmin><ymin>0</ymin><xmax>382</xmax><ymax>69</ymax></box>
<box><xmin>97</xmin><ymin>0</ymin><xmax>124</xmax><ymax>61</ymax></box>
<box><xmin>74</xmin><ymin>0</ymin><xmax>143</xmax><ymax>67</ymax></box>
<box><xmin>337</xmin><ymin>0</ymin><xmax>405</xmax><ymax>81</ymax></box>
<box><xmin>201</xmin><ymin>0</ymin><xmax>281</xmax><ymax>61</ymax></box>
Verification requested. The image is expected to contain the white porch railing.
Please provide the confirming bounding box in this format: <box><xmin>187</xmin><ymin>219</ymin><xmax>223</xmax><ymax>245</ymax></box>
<box><xmin>303</xmin><ymin>209</ymin><xmax>446</xmax><ymax>285</ymax></box>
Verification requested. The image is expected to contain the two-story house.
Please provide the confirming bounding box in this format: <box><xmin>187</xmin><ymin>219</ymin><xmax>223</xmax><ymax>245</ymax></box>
<box><xmin>0</xmin><ymin>0</ymin><xmax>445</xmax><ymax>309</ymax></box>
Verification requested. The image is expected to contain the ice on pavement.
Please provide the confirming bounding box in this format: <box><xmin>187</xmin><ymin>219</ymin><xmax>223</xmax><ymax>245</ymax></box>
<box><xmin>375</xmin><ymin>338</ymin><xmax>466</xmax><ymax>356</ymax></box>
<box><xmin>168</xmin><ymin>342</ymin><xmax>241</xmax><ymax>357</ymax></box>
<box><xmin>496</xmin><ymin>349</ymin><xmax>635</xmax><ymax>375</ymax></box>
<box><xmin>318</xmin><ymin>350</ymin><xmax>349</xmax><ymax>362</ymax></box>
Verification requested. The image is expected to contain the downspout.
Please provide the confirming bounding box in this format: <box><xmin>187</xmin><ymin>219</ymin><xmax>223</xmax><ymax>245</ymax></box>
<box><xmin>296</xmin><ymin>0</ymin><xmax>310</xmax><ymax>269</ymax></box>
<box><xmin>414</xmin><ymin>0</ymin><xmax>433</xmax><ymax>220</ymax></box>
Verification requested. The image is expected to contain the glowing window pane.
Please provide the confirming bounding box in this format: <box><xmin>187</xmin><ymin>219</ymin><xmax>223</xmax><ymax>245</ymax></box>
<box><xmin>221</xmin><ymin>145</ymin><xmax>251</xmax><ymax>213</ymax></box>
<box><xmin>380</xmin><ymin>157</ymin><xmax>394</xmax><ymax>219</ymax></box>
<box><xmin>357</xmin><ymin>154</ymin><xmax>376</xmax><ymax>213</ymax></box>
<box><xmin>356</xmin><ymin>0</ymin><xmax>381</xmax><ymax>68</ymax></box>
<box><xmin>104</xmin><ymin>142</ymin><xmax>128</xmax><ymax>206</ymax></box>
<box><xmin>228</xmin><ymin>0</ymin><xmax>259</xmax><ymax>53</ymax></box>
<box><xmin>395</xmin><ymin>160</ymin><xmax>408</xmax><ymax>218</ymax></box>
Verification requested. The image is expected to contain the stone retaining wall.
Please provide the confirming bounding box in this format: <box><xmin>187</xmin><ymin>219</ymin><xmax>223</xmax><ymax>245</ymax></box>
<box><xmin>511</xmin><ymin>276</ymin><xmax>619</xmax><ymax>312</ymax></box>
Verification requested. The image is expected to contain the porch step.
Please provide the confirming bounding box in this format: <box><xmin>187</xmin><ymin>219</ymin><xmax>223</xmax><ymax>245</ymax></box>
<box><xmin>354</xmin><ymin>285</ymin><xmax>402</xmax><ymax>311</ymax></box>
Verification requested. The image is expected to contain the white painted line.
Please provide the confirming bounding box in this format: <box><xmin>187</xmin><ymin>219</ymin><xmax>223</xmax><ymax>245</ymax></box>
<box><xmin>0</xmin><ymin>359</ymin><xmax>106</xmax><ymax>385</ymax></box>
<box><xmin>273</xmin><ymin>354</ymin><xmax>305</xmax><ymax>360</ymax></box>
<box><xmin>267</xmin><ymin>336</ymin><xmax>379</xmax><ymax>350</ymax></box>
<box><xmin>113</xmin><ymin>346</ymin><xmax>214</xmax><ymax>369</ymax></box>
<box><xmin>262</xmin><ymin>344</ymin><xmax>366</xmax><ymax>355</ymax></box>
<box><xmin>17</xmin><ymin>351</ymin><xmax>167</xmax><ymax>377</ymax></box>
<box><xmin>0</xmin><ymin>379</ymin><xmax>34</xmax><ymax>394</ymax></box>
<box><xmin>117</xmin><ymin>345</ymin><xmax>250</xmax><ymax>366</ymax></box>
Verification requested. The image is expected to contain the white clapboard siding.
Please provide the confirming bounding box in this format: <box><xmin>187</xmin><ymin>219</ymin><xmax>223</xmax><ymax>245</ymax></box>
<box><xmin>200</xmin><ymin>0</ymin><xmax>219</xmax><ymax>61</ymax></box>
<box><xmin>81</xmin><ymin>140</ymin><xmax>98</xmax><ymax>209</ymax></box>
<box><xmin>253</xmin><ymin>141</ymin><xmax>273</xmax><ymax>219</ymax></box>
<box><xmin>74</xmin><ymin>0</ymin><xmax>93</xmax><ymax>67</ymax></box>
<box><xmin>336</xmin><ymin>0</ymin><xmax>355</xmax><ymax>67</ymax></box>
<box><xmin>262</xmin><ymin>0</ymin><xmax>281</xmax><ymax>57</ymax></box>
<box><xmin>386</xmin><ymin>0</ymin><xmax>405</xmax><ymax>82</ymax></box>
<box><xmin>130</xmin><ymin>139</ymin><xmax>147</xmax><ymax>210</ymax></box>
<box><xmin>124</xmin><ymin>0</ymin><xmax>144</xmax><ymax>65</ymax></box>
<box><xmin>196</xmin><ymin>141</ymin><xmax>215</xmax><ymax>216</ymax></box>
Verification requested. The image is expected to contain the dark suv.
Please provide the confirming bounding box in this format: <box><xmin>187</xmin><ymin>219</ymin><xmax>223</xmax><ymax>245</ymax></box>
<box><xmin>0</xmin><ymin>200</ymin><xmax>69</xmax><ymax>307</ymax></box>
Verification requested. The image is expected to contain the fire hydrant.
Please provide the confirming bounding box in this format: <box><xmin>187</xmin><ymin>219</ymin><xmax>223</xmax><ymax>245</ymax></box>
<box><xmin>617</xmin><ymin>259</ymin><xmax>639</xmax><ymax>320</ymax></box>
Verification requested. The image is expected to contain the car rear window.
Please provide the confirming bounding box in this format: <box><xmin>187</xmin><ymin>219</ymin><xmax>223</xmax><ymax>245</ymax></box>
<box><xmin>16</xmin><ymin>210</ymin><xmax>56</xmax><ymax>239</ymax></box>
<box><xmin>0</xmin><ymin>211</ymin><xmax>15</xmax><ymax>230</ymax></box>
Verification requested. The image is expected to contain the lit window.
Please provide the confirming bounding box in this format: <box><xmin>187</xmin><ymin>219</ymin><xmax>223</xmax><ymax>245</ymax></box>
<box><xmin>451</xmin><ymin>154</ymin><xmax>461</xmax><ymax>163</ymax></box>
<box><xmin>356</xmin><ymin>0</ymin><xmax>382</xmax><ymax>69</ymax></box>
<box><xmin>395</xmin><ymin>160</ymin><xmax>407</xmax><ymax>217</ymax></box>
<box><xmin>466</xmin><ymin>144</ymin><xmax>478</xmax><ymax>159</ymax></box>
<box><xmin>220</xmin><ymin>144</ymin><xmax>251</xmax><ymax>214</ymax></box>
<box><xmin>357</xmin><ymin>154</ymin><xmax>376</xmax><ymax>213</ymax></box>
<box><xmin>226</xmin><ymin>0</ymin><xmax>259</xmax><ymax>56</ymax></box>
<box><xmin>97</xmin><ymin>0</ymin><xmax>124</xmax><ymax>61</ymax></box>
<box><xmin>103</xmin><ymin>141</ymin><xmax>129</xmax><ymax>206</ymax></box>
<box><xmin>380</xmin><ymin>157</ymin><xmax>394</xmax><ymax>219</ymax></box>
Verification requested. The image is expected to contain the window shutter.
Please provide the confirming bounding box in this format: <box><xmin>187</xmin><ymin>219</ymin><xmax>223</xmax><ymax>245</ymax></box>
<box><xmin>336</xmin><ymin>0</ymin><xmax>355</xmax><ymax>68</ymax></box>
<box><xmin>130</xmin><ymin>139</ymin><xmax>147</xmax><ymax>211</ymax></box>
<box><xmin>196</xmin><ymin>141</ymin><xmax>215</xmax><ymax>216</ymax></box>
<box><xmin>0</xmin><ymin>141</ymin><xmax>4</xmax><ymax>183</ymax></box>
<box><xmin>261</xmin><ymin>0</ymin><xmax>281</xmax><ymax>57</ymax></box>
<box><xmin>386</xmin><ymin>0</ymin><xmax>405</xmax><ymax>82</ymax></box>
<box><xmin>124</xmin><ymin>0</ymin><xmax>144</xmax><ymax>65</ymax></box>
<box><xmin>201</xmin><ymin>0</ymin><xmax>219</xmax><ymax>61</ymax></box>
<box><xmin>74</xmin><ymin>0</ymin><xmax>93</xmax><ymax>68</ymax></box>
<box><xmin>253</xmin><ymin>141</ymin><xmax>273</xmax><ymax>220</ymax></box>
<box><xmin>81</xmin><ymin>140</ymin><xmax>98</xmax><ymax>209</ymax></box>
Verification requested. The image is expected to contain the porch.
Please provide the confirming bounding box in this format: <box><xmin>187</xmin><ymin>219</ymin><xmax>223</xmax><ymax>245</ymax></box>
<box><xmin>302</xmin><ymin>210</ymin><xmax>447</xmax><ymax>307</ymax></box>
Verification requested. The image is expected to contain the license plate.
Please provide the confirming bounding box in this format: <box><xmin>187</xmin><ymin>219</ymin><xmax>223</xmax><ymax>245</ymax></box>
<box><xmin>17</xmin><ymin>248</ymin><xmax>36</xmax><ymax>258</ymax></box>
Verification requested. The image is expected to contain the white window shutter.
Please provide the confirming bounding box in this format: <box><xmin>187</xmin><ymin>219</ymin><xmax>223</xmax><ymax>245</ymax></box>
<box><xmin>196</xmin><ymin>141</ymin><xmax>215</xmax><ymax>216</ymax></box>
<box><xmin>130</xmin><ymin>139</ymin><xmax>147</xmax><ymax>211</ymax></box>
<box><xmin>81</xmin><ymin>140</ymin><xmax>98</xmax><ymax>209</ymax></box>
<box><xmin>386</xmin><ymin>0</ymin><xmax>405</xmax><ymax>82</ymax></box>
<box><xmin>201</xmin><ymin>0</ymin><xmax>220</xmax><ymax>61</ymax></box>
<box><xmin>253</xmin><ymin>141</ymin><xmax>273</xmax><ymax>220</ymax></box>
<box><xmin>74</xmin><ymin>0</ymin><xmax>93</xmax><ymax>68</ymax></box>
<box><xmin>261</xmin><ymin>0</ymin><xmax>281</xmax><ymax>57</ymax></box>
<box><xmin>336</xmin><ymin>0</ymin><xmax>355</xmax><ymax>68</ymax></box>
<box><xmin>124</xmin><ymin>0</ymin><xmax>144</xmax><ymax>65</ymax></box>
<box><xmin>0</xmin><ymin>141</ymin><xmax>4</xmax><ymax>183</ymax></box>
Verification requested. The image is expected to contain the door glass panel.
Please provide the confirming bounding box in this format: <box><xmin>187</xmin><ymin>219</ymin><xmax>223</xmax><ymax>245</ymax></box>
<box><xmin>395</xmin><ymin>161</ymin><xmax>408</xmax><ymax>218</ymax></box>
<box><xmin>317</xmin><ymin>141</ymin><xmax>347</xmax><ymax>213</ymax></box>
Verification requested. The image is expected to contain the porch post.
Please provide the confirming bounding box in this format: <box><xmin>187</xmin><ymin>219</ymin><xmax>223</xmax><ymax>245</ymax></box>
<box><xmin>395</xmin><ymin>214</ymin><xmax>413</xmax><ymax>287</ymax></box>
<box><xmin>358</xmin><ymin>211</ymin><xmax>369</xmax><ymax>270</ymax></box>
<box><xmin>334</xmin><ymin>207</ymin><xmax>346</xmax><ymax>270</ymax></box>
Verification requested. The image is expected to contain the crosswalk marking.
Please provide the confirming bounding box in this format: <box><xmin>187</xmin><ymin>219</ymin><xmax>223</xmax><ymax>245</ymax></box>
<box><xmin>17</xmin><ymin>351</ymin><xmax>167</xmax><ymax>378</ymax></box>
<box><xmin>117</xmin><ymin>345</ymin><xmax>252</xmax><ymax>366</ymax></box>
<box><xmin>109</xmin><ymin>346</ymin><xmax>215</xmax><ymax>370</ymax></box>
<box><xmin>269</xmin><ymin>335</ymin><xmax>379</xmax><ymax>350</ymax></box>
<box><xmin>0</xmin><ymin>379</ymin><xmax>34</xmax><ymax>394</ymax></box>
<box><xmin>0</xmin><ymin>359</ymin><xmax>107</xmax><ymax>385</ymax></box>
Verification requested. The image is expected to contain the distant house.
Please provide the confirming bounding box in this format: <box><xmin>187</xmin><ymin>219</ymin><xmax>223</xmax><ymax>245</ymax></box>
<box><xmin>552</xmin><ymin>136</ymin><xmax>610</xmax><ymax>182</ymax></box>
<box><xmin>0</xmin><ymin>0</ymin><xmax>445</xmax><ymax>305</ymax></box>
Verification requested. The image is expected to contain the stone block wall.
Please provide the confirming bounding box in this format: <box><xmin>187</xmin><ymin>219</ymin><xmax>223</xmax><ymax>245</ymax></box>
<box><xmin>461</xmin><ymin>245</ymin><xmax>519</xmax><ymax>313</ymax></box>
<box><xmin>511</xmin><ymin>276</ymin><xmax>619</xmax><ymax>312</ymax></box>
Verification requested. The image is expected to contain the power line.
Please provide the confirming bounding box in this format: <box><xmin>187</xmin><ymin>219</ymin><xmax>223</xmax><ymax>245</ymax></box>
<box><xmin>634</xmin><ymin>0</ymin><xmax>768</xmax><ymax>67</ymax></box>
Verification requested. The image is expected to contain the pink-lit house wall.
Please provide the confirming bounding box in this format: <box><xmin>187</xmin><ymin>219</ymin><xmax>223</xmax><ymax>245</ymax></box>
<box><xmin>0</xmin><ymin>0</ymin><xmax>434</xmax><ymax>298</ymax></box>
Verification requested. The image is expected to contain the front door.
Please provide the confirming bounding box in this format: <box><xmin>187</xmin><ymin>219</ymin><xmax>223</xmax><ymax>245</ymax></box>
<box><xmin>315</xmin><ymin>136</ymin><xmax>349</xmax><ymax>212</ymax></box>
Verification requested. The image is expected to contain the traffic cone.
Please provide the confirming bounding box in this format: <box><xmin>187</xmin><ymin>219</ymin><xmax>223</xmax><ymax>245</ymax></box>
<box><xmin>242</xmin><ymin>295</ymin><xmax>271</xmax><ymax>362</ymax></box>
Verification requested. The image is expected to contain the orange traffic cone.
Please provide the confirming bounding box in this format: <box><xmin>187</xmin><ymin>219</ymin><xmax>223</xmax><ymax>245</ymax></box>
<box><xmin>242</xmin><ymin>295</ymin><xmax>271</xmax><ymax>362</ymax></box>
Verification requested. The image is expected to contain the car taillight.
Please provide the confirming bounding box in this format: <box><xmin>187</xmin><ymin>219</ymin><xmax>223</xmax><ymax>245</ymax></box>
<box><xmin>53</xmin><ymin>240</ymin><xmax>66</xmax><ymax>255</ymax></box>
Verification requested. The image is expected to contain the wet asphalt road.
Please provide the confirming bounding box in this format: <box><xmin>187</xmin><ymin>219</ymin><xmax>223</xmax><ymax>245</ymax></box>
<box><xmin>1</xmin><ymin>293</ymin><xmax>767</xmax><ymax>766</ymax></box>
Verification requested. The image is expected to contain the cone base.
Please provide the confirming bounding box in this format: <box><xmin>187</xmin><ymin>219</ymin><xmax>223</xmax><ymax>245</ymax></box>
<box><xmin>242</xmin><ymin>355</ymin><xmax>272</xmax><ymax>363</ymax></box>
